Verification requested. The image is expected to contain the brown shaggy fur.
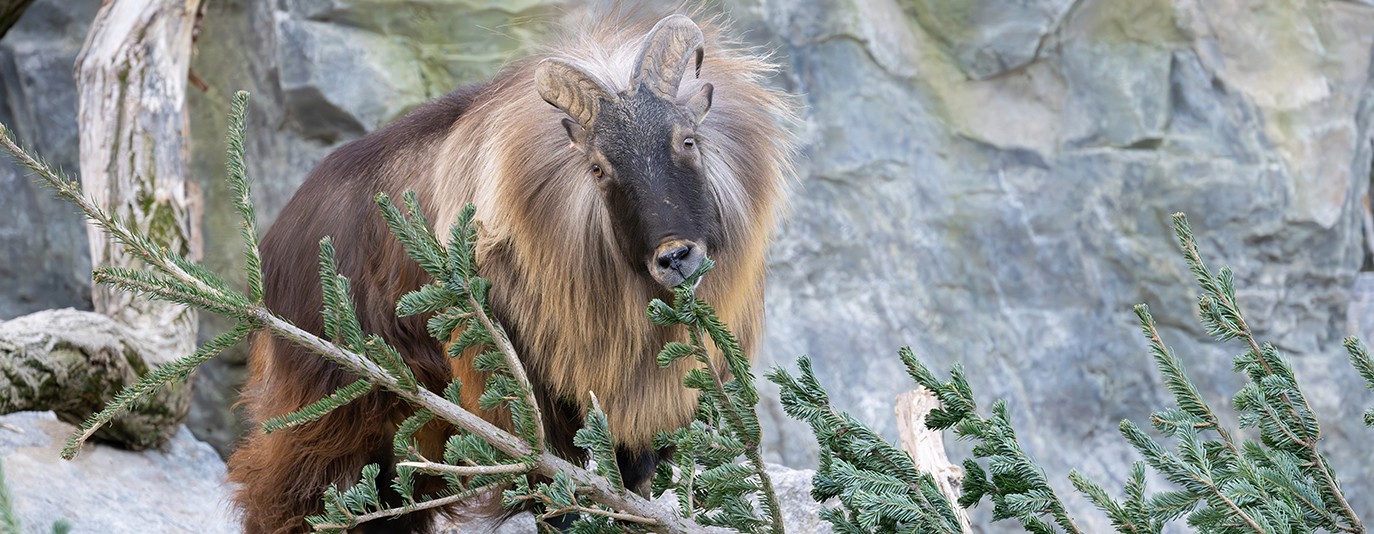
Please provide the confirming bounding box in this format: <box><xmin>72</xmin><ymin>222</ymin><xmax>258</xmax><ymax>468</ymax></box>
<box><xmin>228</xmin><ymin>9</ymin><xmax>797</xmax><ymax>533</ymax></box>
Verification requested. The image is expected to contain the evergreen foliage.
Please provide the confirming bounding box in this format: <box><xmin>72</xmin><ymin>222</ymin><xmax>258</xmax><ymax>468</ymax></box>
<box><xmin>1346</xmin><ymin>337</ymin><xmax>1374</xmax><ymax>428</ymax></box>
<box><xmin>0</xmin><ymin>461</ymin><xmax>16</xmax><ymax>534</ymax></box>
<box><xmin>7</xmin><ymin>88</ymin><xmax>1374</xmax><ymax>534</ymax></box>
<box><xmin>646</xmin><ymin>258</ymin><xmax>783</xmax><ymax>533</ymax></box>
<box><xmin>1075</xmin><ymin>214</ymin><xmax>1365</xmax><ymax>534</ymax></box>
<box><xmin>902</xmin><ymin>351</ymin><xmax>1082</xmax><ymax>534</ymax></box>
<box><xmin>767</xmin><ymin>357</ymin><xmax>963</xmax><ymax>533</ymax></box>
<box><xmin>574</xmin><ymin>394</ymin><xmax>623</xmax><ymax>489</ymax></box>
<box><xmin>774</xmin><ymin>212</ymin><xmax>1373</xmax><ymax>534</ymax></box>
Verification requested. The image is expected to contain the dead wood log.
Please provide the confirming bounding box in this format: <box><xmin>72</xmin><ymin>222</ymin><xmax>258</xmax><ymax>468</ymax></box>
<box><xmin>0</xmin><ymin>309</ymin><xmax>189</xmax><ymax>449</ymax></box>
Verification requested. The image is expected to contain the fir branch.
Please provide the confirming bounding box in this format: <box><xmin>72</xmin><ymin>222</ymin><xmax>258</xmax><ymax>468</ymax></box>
<box><xmin>310</xmin><ymin>473</ymin><xmax>518</xmax><ymax>532</ymax></box>
<box><xmin>317</xmin><ymin>237</ymin><xmax>365</xmax><ymax>351</ymax></box>
<box><xmin>0</xmin><ymin>122</ymin><xmax>241</xmax><ymax>319</ymax></box>
<box><xmin>465</xmin><ymin>287</ymin><xmax>544</xmax><ymax>448</ymax></box>
<box><xmin>1171</xmin><ymin>213</ymin><xmax>1362</xmax><ymax>532</ymax></box>
<box><xmin>61</xmin><ymin>323</ymin><xmax>251</xmax><ymax>459</ymax></box>
<box><xmin>769</xmin><ymin>355</ymin><xmax>962</xmax><ymax>534</ymax></box>
<box><xmin>392</xmin><ymin>409</ymin><xmax>434</xmax><ymax>462</ymax></box>
<box><xmin>363</xmin><ymin>335</ymin><xmax>420</xmax><ymax>394</ymax></box>
<box><xmin>1133</xmin><ymin>304</ymin><xmax>1237</xmax><ymax>452</ymax></box>
<box><xmin>0</xmin><ymin>461</ymin><xmax>18</xmax><ymax>534</ymax></box>
<box><xmin>649</xmin><ymin>259</ymin><xmax>783</xmax><ymax>533</ymax></box>
<box><xmin>901</xmin><ymin>351</ymin><xmax>1082</xmax><ymax>534</ymax></box>
<box><xmin>547</xmin><ymin>504</ymin><xmax>662</xmax><ymax>526</ymax></box>
<box><xmin>574</xmin><ymin>393</ymin><xmax>623</xmax><ymax>489</ymax></box>
<box><xmin>508</xmin><ymin>473</ymin><xmax>663</xmax><ymax>528</ymax></box>
<box><xmin>691</xmin><ymin>320</ymin><xmax>782</xmax><ymax>531</ymax></box>
<box><xmin>1069</xmin><ymin>466</ymin><xmax>1159</xmax><ymax>534</ymax></box>
<box><xmin>1119</xmin><ymin>420</ymin><xmax>1266</xmax><ymax>533</ymax></box>
<box><xmin>262</xmin><ymin>379</ymin><xmax>374</xmax><ymax>434</ymax></box>
<box><xmin>93</xmin><ymin>267</ymin><xmax>250</xmax><ymax>318</ymax></box>
<box><xmin>1344</xmin><ymin>337</ymin><xmax>1374</xmax><ymax>427</ymax></box>
<box><xmin>247</xmin><ymin>306</ymin><xmax>702</xmax><ymax>527</ymax></box>
<box><xmin>395</xmin><ymin>283</ymin><xmax>461</xmax><ymax>318</ymax></box>
<box><xmin>377</xmin><ymin>194</ymin><xmax>546</xmax><ymax>450</ymax></box>
<box><xmin>225</xmin><ymin>90</ymin><xmax>264</xmax><ymax>302</ymax></box>
<box><xmin>375</xmin><ymin>191</ymin><xmax>446</xmax><ymax>279</ymax></box>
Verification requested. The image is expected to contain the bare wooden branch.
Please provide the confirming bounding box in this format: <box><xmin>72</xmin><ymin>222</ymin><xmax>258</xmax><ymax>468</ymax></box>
<box><xmin>896</xmin><ymin>388</ymin><xmax>973</xmax><ymax>534</ymax></box>
<box><xmin>395</xmin><ymin>461</ymin><xmax>533</xmax><ymax>476</ymax></box>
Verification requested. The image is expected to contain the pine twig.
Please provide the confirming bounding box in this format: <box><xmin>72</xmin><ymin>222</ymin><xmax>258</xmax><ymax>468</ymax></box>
<box><xmin>466</xmin><ymin>290</ymin><xmax>546</xmax><ymax>451</ymax></box>
<box><xmin>1172</xmin><ymin>213</ymin><xmax>1363</xmax><ymax>532</ymax></box>
<box><xmin>691</xmin><ymin>323</ymin><xmax>783</xmax><ymax>532</ymax></box>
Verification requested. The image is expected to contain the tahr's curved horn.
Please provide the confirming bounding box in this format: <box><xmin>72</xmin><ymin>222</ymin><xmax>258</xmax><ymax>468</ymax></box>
<box><xmin>630</xmin><ymin>14</ymin><xmax>704</xmax><ymax>99</ymax></box>
<box><xmin>535</xmin><ymin>58</ymin><xmax>614</xmax><ymax>127</ymax></box>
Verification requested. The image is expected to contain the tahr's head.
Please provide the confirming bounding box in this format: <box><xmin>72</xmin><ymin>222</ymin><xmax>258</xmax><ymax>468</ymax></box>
<box><xmin>536</xmin><ymin>15</ymin><xmax>718</xmax><ymax>289</ymax></box>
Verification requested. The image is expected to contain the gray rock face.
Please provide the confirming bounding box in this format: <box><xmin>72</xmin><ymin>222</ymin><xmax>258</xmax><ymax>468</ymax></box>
<box><xmin>906</xmin><ymin>0</ymin><xmax>1077</xmax><ymax>79</ymax></box>
<box><xmin>274</xmin><ymin>14</ymin><xmax>425</xmax><ymax>139</ymax></box>
<box><xmin>752</xmin><ymin>1</ymin><xmax>1374</xmax><ymax>532</ymax></box>
<box><xmin>3</xmin><ymin>0</ymin><xmax>1374</xmax><ymax>532</ymax></box>
<box><xmin>0</xmin><ymin>411</ymin><xmax>238</xmax><ymax>533</ymax></box>
<box><xmin>0</xmin><ymin>0</ymin><xmax>97</xmax><ymax>320</ymax></box>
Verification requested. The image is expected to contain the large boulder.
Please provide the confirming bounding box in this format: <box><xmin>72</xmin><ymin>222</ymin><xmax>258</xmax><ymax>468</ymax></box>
<box><xmin>0</xmin><ymin>411</ymin><xmax>238</xmax><ymax>533</ymax></box>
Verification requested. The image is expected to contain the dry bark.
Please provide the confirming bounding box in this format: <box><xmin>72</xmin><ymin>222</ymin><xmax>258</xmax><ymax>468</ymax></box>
<box><xmin>76</xmin><ymin>0</ymin><xmax>204</xmax><ymax>365</ymax></box>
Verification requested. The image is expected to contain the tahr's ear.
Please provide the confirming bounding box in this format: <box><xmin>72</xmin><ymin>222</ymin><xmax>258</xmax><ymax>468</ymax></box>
<box><xmin>536</xmin><ymin>58</ymin><xmax>613</xmax><ymax>130</ymax></box>
<box><xmin>686</xmin><ymin>83</ymin><xmax>713</xmax><ymax>125</ymax></box>
<box><xmin>561</xmin><ymin>118</ymin><xmax>588</xmax><ymax>148</ymax></box>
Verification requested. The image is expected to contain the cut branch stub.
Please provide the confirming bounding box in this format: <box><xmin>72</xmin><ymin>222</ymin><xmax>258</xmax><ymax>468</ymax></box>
<box><xmin>896</xmin><ymin>388</ymin><xmax>973</xmax><ymax>533</ymax></box>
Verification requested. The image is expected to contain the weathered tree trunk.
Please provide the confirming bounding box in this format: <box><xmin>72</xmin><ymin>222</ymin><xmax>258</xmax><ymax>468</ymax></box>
<box><xmin>896</xmin><ymin>389</ymin><xmax>974</xmax><ymax>533</ymax></box>
<box><xmin>76</xmin><ymin>0</ymin><xmax>203</xmax><ymax>366</ymax></box>
<box><xmin>0</xmin><ymin>0</ymin><xmax>34</xmax><ymax>39</ymax></box>
<box><xmin>0</xmin><ymin>309</ymin><xmax>188</xmax><ymax>449</ymax></box>
<box><xmin>0</xmin><ymin>0</ymin><xmax>208</xmax><ymax>450</ymax></box>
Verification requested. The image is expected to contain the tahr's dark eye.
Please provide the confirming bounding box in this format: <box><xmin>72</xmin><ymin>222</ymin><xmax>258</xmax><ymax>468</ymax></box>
<box><xmin>591</xmin><ymin>164</ymin><xmax>603</xmax><ymax>178</ymax></box>
<box><xmin>683</xmin><ymin>137</ymin><xmax>696</xmax><ymax>149</ymax></box>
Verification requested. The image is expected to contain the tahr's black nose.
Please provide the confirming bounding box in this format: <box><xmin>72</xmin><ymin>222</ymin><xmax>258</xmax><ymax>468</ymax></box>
<box><xmin>648</xmin><ymin>239</ymin><xmax>706</xmax><ymax>289</ymax></box>
<box><xmin>656</xmin><ymin>244</ymin><xmax>692</xmax><ymax>270</ymax></box>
